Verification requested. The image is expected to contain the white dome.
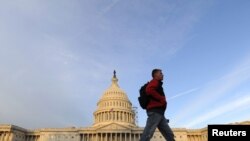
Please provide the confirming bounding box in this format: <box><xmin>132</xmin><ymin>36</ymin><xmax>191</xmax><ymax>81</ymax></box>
<box><xmin>100</xmin><ymin>77</ymin><xmax>130</xmax><ymax>102</ymax></box>
<box><xmin>93</xmin><ymin>71</ymin><xmax>136</xmax><ymax>127</ymax></box>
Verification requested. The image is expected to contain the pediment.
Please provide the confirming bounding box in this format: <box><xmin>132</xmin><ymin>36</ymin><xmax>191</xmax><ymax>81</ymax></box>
<box><xmin>94</xmin><ymin>123</ymin><xmax>131</xmax><ymax>130</ymax></box>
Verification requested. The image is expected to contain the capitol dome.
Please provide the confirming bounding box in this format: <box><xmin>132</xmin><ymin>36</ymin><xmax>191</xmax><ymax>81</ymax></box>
<box><xmin>93</xmin><ymin>71</ymin><xmax>136</xmax><ymax>128</ymax></box>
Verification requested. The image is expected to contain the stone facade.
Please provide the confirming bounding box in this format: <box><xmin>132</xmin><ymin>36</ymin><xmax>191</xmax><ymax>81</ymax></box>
<box><xmin>1</xmin><ymin>72</ymin><xmax>249</xmax><ymax>141</ymax></box>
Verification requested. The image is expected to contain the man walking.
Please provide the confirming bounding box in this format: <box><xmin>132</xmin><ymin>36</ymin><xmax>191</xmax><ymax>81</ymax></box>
<box><xmin>140</xmin><ymin>69</ymin><xmax>175</xmax><ymax>141</ymax></box>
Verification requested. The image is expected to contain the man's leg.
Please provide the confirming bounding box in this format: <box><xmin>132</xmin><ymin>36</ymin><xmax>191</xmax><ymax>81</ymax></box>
<box><xmin>157</xmin><ymin>117</ymin><xmax>175</xmax><ymax>141</ymax></box>
<box><xmin>140</xmin><ymin>112</ymin><xmax>162</xmax><ymax>141</ymax></box>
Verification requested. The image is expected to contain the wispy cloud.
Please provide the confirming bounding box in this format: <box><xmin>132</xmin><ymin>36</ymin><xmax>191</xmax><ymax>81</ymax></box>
<box><xmin>101</xmin><ymin>0</ymin><xmax>121</xmax><ymax>15</ymax></box>
<box><xmin>0</xmin><ymin>0</ymin><xmax>216</xmax><ymax>129</ymax></box>
<box><xmin>173</xmin><ymin>54</ymin><xmax>250</xmax><ymax>126</ymax></box>
<box><xmin>168</xmin><ymin>88</ymin><xmax>199</xmax><ymax>100</ymax></box>
<box><xmin>186</xmin><ymin>94</ymin><xmax>250</xmax><ymax>128</ymax></box>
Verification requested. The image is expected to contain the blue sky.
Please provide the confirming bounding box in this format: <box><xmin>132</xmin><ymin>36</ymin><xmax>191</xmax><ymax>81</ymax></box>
<box><xmin>0</xmin><ymin>0</ymin><xmax>250</xmax><ymax>129</ymax></box>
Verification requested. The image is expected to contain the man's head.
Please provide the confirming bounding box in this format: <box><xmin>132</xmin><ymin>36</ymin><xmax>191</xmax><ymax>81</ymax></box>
<box><xmin>152</xmin><ymin>69</ymin><xmax>164</xmax><ymax>81</ymax></box>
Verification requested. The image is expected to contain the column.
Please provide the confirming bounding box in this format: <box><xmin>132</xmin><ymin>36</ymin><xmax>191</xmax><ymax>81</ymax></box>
<box><xmin>10</xmin><ymin>133</ymin><xmax>14</xmax><ymax>141</ymax></box>
<box><xmin>2</xmin><ymin>133</ymin><xmax>6</xmax><ymax>141</ymax></box>
<box><xmin>120</xmin><ymin>133</ymin><xmax>122</xmax><ymax>141</ymax></box>
<box><xmin>8</xmin><ymin>134</ymin><xmax>11</xmax><ymax>141</ymax></box>
<box><xmin>80</xmin><ymin>134</ymin><xmax>83</xmax><ymax>141</ymax></box>
<box><xmin>131</xmin><ymin>113</ymin><xmax>132</xmax><ymax>123</ymax></box>
<box><xmin>115</xmin><ymin>133</ymin><xmax>117</xmax><ymax>141</ymax></box>
<box><xmin>128</xmin><ymin>113</ymin><xmax>130</xmax><ymax>122</ymax></box>
<box><xmin>129</xmin><ymin>113</ymin><xmax>132</xmax><ymax>123</ymax></box>
<box><xmin>2</xmin><ymin>132</ymin><xmax>6</xmax><ymax>141</ymax></box>
<box><xmin>129</xmin><ymin>133</ymin><xmax>131</xmax><ymax>141</ymax></box>
<box><xmin>0</xmin><ymin>133</ymin><xmax>3</xmax><ymax>141</ymax></box>
<box><xmin>129</xmin><ymin>114</ymin><xmax>130</xmax><ymax>123</ymax></box>
<box><xmin>203</xmin><ymin>135</ymin><xmax>206</xmax><ymax>141</ymax></box>
<box><xmin>125</xmin><ymin>133</ymin><xmax>127</xmax><ymax>141</ymax></box>
<box><xmin>6</xmin><ymin>133</ymin><xmax>9</xmax><ymax>141</ymax></box>
<box><xmin>0</xmin><ymin>133</ymin><xmax>2</xmax><ymax>141</ymax></box>
<box><xmin>97</xmin><ymin>114</ymin><xmax>99</xmax><ymax>122</ymax></box>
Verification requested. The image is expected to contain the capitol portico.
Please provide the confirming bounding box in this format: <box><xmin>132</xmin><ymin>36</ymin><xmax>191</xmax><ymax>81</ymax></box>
<box><xmin>1</xmin><ymin>72</ymin><xmax>249</xmax><ymax>141</ymax></box>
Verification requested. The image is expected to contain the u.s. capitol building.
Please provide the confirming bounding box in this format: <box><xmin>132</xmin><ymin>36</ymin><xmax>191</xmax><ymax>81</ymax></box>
<box><xmin>1</xmin><ymin>72</ymin><xmax>249</xmax><ymax>141</ymax></box>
